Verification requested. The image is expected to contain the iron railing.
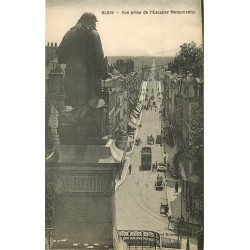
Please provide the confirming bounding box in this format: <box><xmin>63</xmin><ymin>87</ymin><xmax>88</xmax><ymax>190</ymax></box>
<box><xmin>118</xmin><ymin>230</ymin><xmax>160</xmax><ymax>250</ymax></box>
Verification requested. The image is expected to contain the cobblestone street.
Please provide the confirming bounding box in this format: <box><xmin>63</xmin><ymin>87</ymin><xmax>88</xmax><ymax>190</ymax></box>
<box><xmin>116</xmin><ymin>64</ymin><xmax>198</xmax><ymax>249</ymax></box>
<box><xmin>116</xmin><ymin>68</ymin><xmax>169</xmax><ymax>232</ymax></box>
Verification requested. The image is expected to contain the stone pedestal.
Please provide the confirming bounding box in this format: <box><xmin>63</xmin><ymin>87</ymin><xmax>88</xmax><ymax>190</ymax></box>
<box><xmin>58</xmin><ymin>106</ymin><xmax>109</xmax><ymax>145</ymax></box>
<box><xmin>46</xmin><ymin>140</ymin><xmax>124</xmax><ymax>248</ymax></box>
<box><xmin>48</xmin><ymin>72</ymin><xmax>64</xmax><ymax>95</ymax></box>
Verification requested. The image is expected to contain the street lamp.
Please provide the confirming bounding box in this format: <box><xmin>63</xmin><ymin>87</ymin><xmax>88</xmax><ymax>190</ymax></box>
<box><xmin>186</xmin><ymin>209</ymin><xmax>191</xmax><ymax>250</ymax></box>
<box><xmin>181</xmin><ymin>180</ymin><xmax>183</xmax><ymax>218</ymax></box>
<box><xmin>177</xmin><ymin>217</ymin><xmax>180</xmax><ymax>242</ymax></box>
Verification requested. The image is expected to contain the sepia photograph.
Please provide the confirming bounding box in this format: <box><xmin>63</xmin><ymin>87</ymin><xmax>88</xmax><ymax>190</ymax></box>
<box><xmin>45</xmin><ymin>0</ymin><xmax>204</xmax><ymax>249</ymax></box>
<box><xmin>3</xmin><ymin>1</ymin><xmax>250</xmax><ymax>250</ymax></box>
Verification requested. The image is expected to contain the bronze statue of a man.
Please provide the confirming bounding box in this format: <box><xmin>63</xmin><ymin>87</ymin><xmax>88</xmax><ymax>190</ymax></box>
<box><xmin>56</xmin><ymin>12</ymin><xmax>110</xmax><ymax>119</ymax></box>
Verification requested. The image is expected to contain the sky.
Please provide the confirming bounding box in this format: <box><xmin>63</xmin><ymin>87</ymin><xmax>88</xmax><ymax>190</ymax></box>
<box><xmin>46</xmin><ymin>0</ymin><xmax>203</xmax><ymax>57</ymax></box>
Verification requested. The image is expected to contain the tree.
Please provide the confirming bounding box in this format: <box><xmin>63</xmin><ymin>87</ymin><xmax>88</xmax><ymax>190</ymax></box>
<box><xmin>45</xmin><ymin>102</ymin><xmax>57</xmax><ymax>227</ymax></box>
<box><xmin>45</xmin><ymin>102</ymin><xmax>59</xmax><ymax>158</ymax></box>
<box><xmin>45</xmin><ymin>169</ymin><xmax>55</xmax><ymax>227</ymax></box>
<box><xmin>189</xmin><ymin>105</ymin><xmax>204</xmax><ymax>177</ymax></box>
<box><xmin>171</xmin><ymin>42</ymin><xmax>203</xmax><ymax>78</ymax></box>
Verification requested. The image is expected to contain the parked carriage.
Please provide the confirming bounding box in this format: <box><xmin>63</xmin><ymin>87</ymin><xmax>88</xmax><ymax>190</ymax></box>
<box><xmin>155</xmin><ymin>175</ymin><xmax>164</xmax><ymax>190</ymax></box>
<box><xmin>135</xmin><ymin>138</ymin><xmax>141</xmax><ymax>146</ymax></box>
<box><xmin>160</xmin><ymin>203</ymin><xmax>169</xmax><ymax>215</ymax></box>
<box><xmin>147</xmin><ymin>135</ymin><xmax>154</xmax><ymax>144</ymax></box>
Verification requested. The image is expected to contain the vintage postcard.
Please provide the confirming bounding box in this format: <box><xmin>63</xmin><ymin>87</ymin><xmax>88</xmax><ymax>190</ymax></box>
<box><xmin>45</xmin><ymin>0</ymin><xmax>204</xmax><ymax>249</ymax></box>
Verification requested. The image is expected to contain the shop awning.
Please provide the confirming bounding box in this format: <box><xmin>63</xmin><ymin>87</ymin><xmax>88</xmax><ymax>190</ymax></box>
<box><xmin>112</xmin><ymin>68</ymin><xmax>120</xmax><ymax>75</ymax></box>
<box><xmin>128</xmin><ymin>120</ymin><xmax>136</xmax><ymax>129</ymax></box>
<box><xmin>132</xmin><ymin>110</ymin><xmax>139</xmax><ymax>117</ymax></box>
<box><xmin>135</xmin><ymin>106</ymin><xmax>141</xmax><ymax>112</ymax></box>
<box><xmin>137</xmin><ymin>103</ymin><xmax>143</xmax><ymax>109</ymax></box>
<box><xmin>129</xmin><ymin>115</ymin><xmax>137</xmax><ymax>125</ymax></box>
<box><xmin>130</xmin><ymin>112</ymin><xmax>137</xmax><ymax>120</ymax></box>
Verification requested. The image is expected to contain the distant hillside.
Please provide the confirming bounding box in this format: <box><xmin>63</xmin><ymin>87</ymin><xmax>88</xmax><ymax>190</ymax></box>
<box><xmin>107</xmin><ymin>56</ymin><xmax>174</xmax><ymax>70</ymax></box>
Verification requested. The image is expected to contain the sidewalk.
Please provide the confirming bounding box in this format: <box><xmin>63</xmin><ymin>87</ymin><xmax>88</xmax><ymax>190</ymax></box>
<box><xmin>163</xmin><ymin>145</ymin><xmax>201</xmax><ymax>226</ymax></box>
<box><xmin>116</xmin><ymin>111</ymin><xmax>142</xmax><ymax>189</ymax></box>
<box><xmin>115</xmin><ymin>157</ymin><xmax>131</xmax><ymax>190</ymax></box>
<box><xmin>116</xmin><ymin>83</ymin><xmax>144</xmax><ymax>188</ymax></box>
<box><xmin>126</xmin><ymin>103</ymin><xmax>144</xmax><ymax>155</ymax></box>
<box><xmin>126</xmin><ymin>80</ymin><xmax>146</xmax><ymax>156</ymax></box>
<box><xmin>165</xmin><ymin>171</ymin><xmax>185</xmax><ymax>219</ymax></box>
<box><xmin>159</xmin><ymin>117</ymin><xmax>182</xmax><ymax>218</ymax></box>
<box><xmin>162</xmin><ymin>140</ymin><xmax>186</xmax><ymax>220</ymax></box>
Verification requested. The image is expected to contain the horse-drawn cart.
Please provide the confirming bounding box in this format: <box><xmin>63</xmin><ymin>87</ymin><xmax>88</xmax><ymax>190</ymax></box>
<box><xmin>135</xmin><ymin>138</ymin><xmax>141</xmax><ymax>146</ymax></box>
<box><xmin>160</xmin><ymin>203</ymin><xmax>169</xmax><ymax>215</ymax></box>
<box><xmin>155</xmin><ymin>176</ymin><xmax>164</xmax><ymax>190</ymax></box>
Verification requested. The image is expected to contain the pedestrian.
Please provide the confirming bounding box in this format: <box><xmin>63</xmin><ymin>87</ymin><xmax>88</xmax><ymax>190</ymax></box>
<box><xmin>56</xmin><ymin>12</ymin><xmax>110</xmax><ymax>120</ymax></box>
<box><xmin>165</xmin><ymin>204</ymin><xmax>169</xmax><ymax>215</ymax></box>
<box><xmin>175</xmin><ymin>182</ymin><xmax>178</xmax><ymax>193</ymax></box>
<box><xmin>129</xmin><ymin>164</ymin><xmax>132</xmax><ymax>175</ymax></box>
<box><xmin>156</xmin><ymin>161</ymin><xmax>158</xmax><ymax>168</ymax></box>
<box><xmin>167</xmin><ymin>215</ymin><xmax>172</xmax><ymax>229</ymax></box>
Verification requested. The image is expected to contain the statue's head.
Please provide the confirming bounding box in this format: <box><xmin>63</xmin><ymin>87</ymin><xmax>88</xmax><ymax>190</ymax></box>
<box><xmin>77</xmin><ymin>12</ymin><xmax>98</xmax><ymax>30</ymax></box>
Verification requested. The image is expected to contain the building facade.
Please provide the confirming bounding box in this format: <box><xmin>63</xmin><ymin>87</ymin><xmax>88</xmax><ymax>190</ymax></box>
<box><xmin>162</xmin><ymin>70</ymin><xmax>203</xmax><ymax>220</ymax></box>
<box><xmin>108</xmin><ymin>59</ymin><xmax>135</xmax><ymax>75</ymax></box>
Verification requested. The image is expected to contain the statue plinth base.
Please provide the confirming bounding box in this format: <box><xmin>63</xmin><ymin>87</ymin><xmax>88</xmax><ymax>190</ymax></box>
<box><xmin>46</xmin><ymin>139</ymin><xmax>124</xmax><ymax>248</ymax></box>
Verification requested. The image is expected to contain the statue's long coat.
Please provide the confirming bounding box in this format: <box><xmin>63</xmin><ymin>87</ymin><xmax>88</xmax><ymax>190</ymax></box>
<box><xmin>56</xmin><ymin>26</ymin><xmax>108</xmax><ymax>106</ymax></box>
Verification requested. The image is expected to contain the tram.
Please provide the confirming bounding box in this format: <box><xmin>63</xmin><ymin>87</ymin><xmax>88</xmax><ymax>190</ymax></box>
<box><xmin>141</xmin><ymin>147</ymin><xmax>152</xmax><ymax>170</ymax></box>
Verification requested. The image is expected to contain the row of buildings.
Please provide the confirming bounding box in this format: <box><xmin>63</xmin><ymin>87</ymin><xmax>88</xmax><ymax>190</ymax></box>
<box><xmin>108</xmin><ymin>59</ymin><xmax>135</xmax><ymax>76</ymax></box>
<box><xmin>161</xmin><ymin>69</ymin><xmax>204</xmax><ymax>221</ymax></box>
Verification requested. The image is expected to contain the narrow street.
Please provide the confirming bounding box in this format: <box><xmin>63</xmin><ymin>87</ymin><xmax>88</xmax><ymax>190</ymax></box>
<box><xmin>116</xmin><ymin>61</ymin><xmax>198</xmax><ymax>250</ymax></box>
<box><xmin>116</xmin><ymin>62</ymin><xmax>168</xmax><ymax>233</ymax></box>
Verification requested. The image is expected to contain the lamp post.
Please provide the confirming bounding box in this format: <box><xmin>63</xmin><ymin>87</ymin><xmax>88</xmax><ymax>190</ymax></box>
<box><xmin>181</xmin><ymin>179</ymin><xmax>183</xmax><ymax>218</ymax></box>
<box><xmin>186</xmin><ymin>209</ymin><xmax>190</xmax><ymax>250</ymax></box>
<box><xmin>177</xmin><ymin>217</ymin><xmax>180</xmax><ymax>242</ymax></box>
